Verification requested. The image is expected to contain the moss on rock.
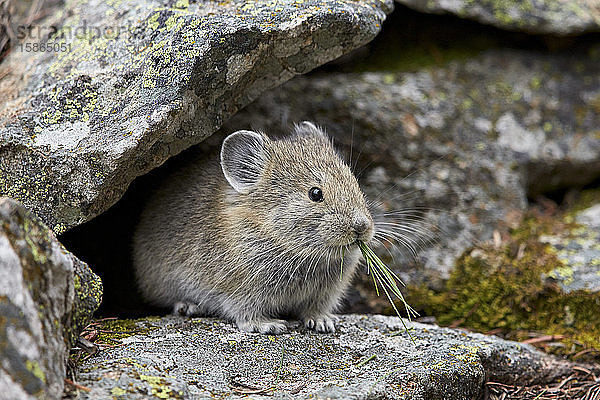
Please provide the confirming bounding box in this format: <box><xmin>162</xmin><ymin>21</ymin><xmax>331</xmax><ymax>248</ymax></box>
<box><xmin>406</xmin><ymin>190</ymin><xmax>600</xmax><ymax>362</ymax></box>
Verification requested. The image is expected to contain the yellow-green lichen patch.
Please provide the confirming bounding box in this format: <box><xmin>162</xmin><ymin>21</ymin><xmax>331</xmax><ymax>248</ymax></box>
<box><xmin>95</xmin><ymin>318</ymin><xmax>159</xmax><ymax>343</ymax></box>
<box><xmin>448</xmin><ymin>344</ymin><xmax>481</xmax><ymax>366</ymax></box>
<box><xmin>406</xmin><ymin>195</ymin><xmax>600</xmax><ymax>362</ymax></box>
<box><xmin>42</xmin><ymin>0</ymin><xmax>207</xmax><ymax>99</ymax></box>
<box><xmin>110</xmin><ymin>386</ymin><xmax>127</xmax><ymax>396</ymax></box>
<box><xmin>68</xmin><ymin>258</ymin><xmax>103</xmax><ymax>346</ymax></box>
<box><xmin>139</xmin><ymin>374</ymin><xmax>182</xmax><ymax>399</ymax></box>
<box><xmin>38</xmin><ymin>76</ymin><xmax>99</xmax><ymax>127</ymax></box>
<box><xmin>21</xmin><ymin>217</ymin><xmax>51</xmax><ymax>266</ymax></box>
<box><xmin>25</xmin><ymin>360</ymin><xmax>46</xmax><ymax>383</ymax></box>
<box><xmin>70</xmin><ymin>318</ymin><xmax>157</xmax><ymax>366</ymax></box>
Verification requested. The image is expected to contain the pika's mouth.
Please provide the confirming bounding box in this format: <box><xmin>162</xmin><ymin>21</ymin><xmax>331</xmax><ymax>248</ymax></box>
<box><xmin>341</xmin><ymin>236</ymin><xmax>370</xmax><ymax>248</ymax></box>
<box><xmin>330</xmin><ymin>224</ymin><xmax>374</xmax><ymax>248</ymax></box>
<box><xmin>355</xmin><ymin>229</ymin><xmax>374</xmax><ymax>245</ymax></box>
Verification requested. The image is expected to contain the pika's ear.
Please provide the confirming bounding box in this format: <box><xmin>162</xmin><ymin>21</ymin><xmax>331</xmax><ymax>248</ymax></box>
<box><xmin>220</xmin><ymin>130</ymin><xmax>268</xmax><ymax>194</ymax></box>
<box><xmin>293</xmin><ymin>121</ymin><xmax>328</xmax><ymax>139</ymax></box>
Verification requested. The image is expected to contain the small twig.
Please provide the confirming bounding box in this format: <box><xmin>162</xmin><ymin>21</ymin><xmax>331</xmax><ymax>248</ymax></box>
<box><xmin>449</xmin><ymin>302</ymin><xmax>479</xmax><ymax>328</ymax></box>
<box><xmin>516</xmin><ymin>243</ymin><xmax>526</xmax><ymax>260</ymax></box>
<box><xmin>556</xmin><ymin>376</ymin><xmax>576</xmax><ymax>390</ymax></box>
<box><xmin>76</xmin><ymin>337</ymin><xmax>98</xmax><ymax>355</ymax></box>
<box><xmin>230</xmin><ymin>386</ymin><xmax>272</xmax><ymax>395</ymax></box>
<box><xmin>522</xmin><ymin>334</ymin><xmax>565</xmax><ymax>345</ymax></box>
<box><xmin>572</xmin><ymin>365</ymin><xmax>593</xmax><ymax>377</ymax></box>
<box><xmin>229</xmin><ymin>378</ymin><xmax>271</xmax><ymax>395</ymax></box>
<box><xmin>486</xmin><ymin>381</ymin><xmax>516</xmax><ymax>388</ymax></box>
<box><xmin>64</xmin><ymin>378</ymin><xmax>91</xmax><ymax>393</ymax></box>
<box><xmin>289</xmin><ymin>381</ymin><xmax>307</xmax><ymax>395</ymax></box>
<box><xmin>573</xmin><ymin>348</ymin><xmax>600</xmax><ymax>360</ymax></box>
<box><xmin>485</xmin><ymin>328</ymin><xmax>504</xmax><ymax>336</ymax></box>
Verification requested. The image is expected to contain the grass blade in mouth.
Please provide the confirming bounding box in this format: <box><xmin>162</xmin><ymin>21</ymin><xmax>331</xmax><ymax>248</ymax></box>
<box><xmin>358</xmin><ymin>240</ymin><xmax>419</xmax><ymax>340</ymax></box>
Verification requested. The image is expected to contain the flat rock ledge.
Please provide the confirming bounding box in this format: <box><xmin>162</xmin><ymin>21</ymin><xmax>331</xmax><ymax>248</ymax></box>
<box><xmin>0</xmin><ymin>0</ymin><xmax>392</xmax><ymax>234</ymax></box>
<box><xmin>76</xmin><ymin>314</ymin><xmax>575</xmax><ymax>399</ymax></box>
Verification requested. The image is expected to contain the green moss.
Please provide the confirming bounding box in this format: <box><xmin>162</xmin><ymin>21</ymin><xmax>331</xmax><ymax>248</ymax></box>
<box><xmin>350</xmin><ymin>40</ymin><xmax>496</xmax><ymax>73</ymax></box>
<box><xmin>406</xmin><ymin>193</ymin><xmax>600</xmax><ymax>362</ymax></box>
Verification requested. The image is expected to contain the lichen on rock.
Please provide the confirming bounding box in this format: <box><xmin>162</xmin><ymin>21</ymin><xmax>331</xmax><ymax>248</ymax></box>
<box><xmin>0</xmin><ymin>197</ymin><xmax>102</xmax><ymax>399</ymax></box>
<box><xmin>407</xmin><ymin>190</ymin><xmax>600</xmax><ymax>362</ymax></box>
<box><xmin>0</xmin><ymin>0</ymin><xmax>393</xmax><ymax>234</ymax></box>
<box><xmin>541</xmin><ymin>190</ymin><xmax>600</xmax><ymax>293</ymax></box>
<box><xmin>75</xmin><ymin>314</ymin><xmax>577</xmax><ymax>399</ymax></box>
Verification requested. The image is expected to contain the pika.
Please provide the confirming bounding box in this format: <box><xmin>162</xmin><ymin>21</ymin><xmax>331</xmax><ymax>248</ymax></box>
<box><xmin>133</xmin><ymin>122</ymin><xmax>374</xmax><ymax>334</ymax></box>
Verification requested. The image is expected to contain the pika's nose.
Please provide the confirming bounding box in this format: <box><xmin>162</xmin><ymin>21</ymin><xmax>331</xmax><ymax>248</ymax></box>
<box><xmin>352</xmin><ymin>214</ymin><xmax>372</xmax><ymax>235</ymax></box>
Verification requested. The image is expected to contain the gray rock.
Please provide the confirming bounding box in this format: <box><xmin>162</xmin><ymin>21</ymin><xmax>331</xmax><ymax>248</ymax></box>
<box><xmin>221</xmin><ymin>46</ymin><xmax>600</xmax><ymax>286</ymax></box>
<box><xmin>397</xmin><ymin>0</ymin><xmax>600</xmax><ymax>35</ymax></box>
<box><xmin>0</xmin><ymin>0</ymin><xmax>393</xmax><ymax>234</ymax></box>
<box><xmin>541</xmin><ymin>201</ymin><xmax>600</xmax><ymax>293</ymax></box>
<box><xmin>75</xmin><ymin>314</ymin><xmax>576</xmax><ymax>399</ymax></box>
<box><xmin>0</xmin><ymin>197</ymin><xmax>102</xmax><ymax>399</ymax></box>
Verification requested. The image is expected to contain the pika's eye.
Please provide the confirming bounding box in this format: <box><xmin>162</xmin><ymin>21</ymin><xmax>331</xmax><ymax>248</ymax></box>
<box><xmin>308</xmin><ymin>187</ymin><xmax>324</xmax><ymax>202</ymax></box>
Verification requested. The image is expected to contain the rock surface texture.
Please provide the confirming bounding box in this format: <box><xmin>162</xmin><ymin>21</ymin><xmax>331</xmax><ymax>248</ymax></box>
<box><xmin>542</xmin><ymin>201</ymin><xmax>600</xmax><ymax>293</ymax></box>
<box><xmin>0</xmin><ymin>0</ymin><xmax>392</xmax><ymax>234</ymax></box>
<box><xmin>75</xmin><ymin>315</ymin><xmax>576</xmax><ymax>400</ymax></box>
<box><xmin>397</xmin><ymin>0</ymin><xmax>600</xmax><ymax>35</ymax></box>
<box><xmin>222</xmin><ymin>46</ymin><xmax>600</xmax><ymax>285</ymax></box>
<box><xmin>0</xmin><ymin>197</ymin><xmax>102</xmax><ymax>399</ymax></box>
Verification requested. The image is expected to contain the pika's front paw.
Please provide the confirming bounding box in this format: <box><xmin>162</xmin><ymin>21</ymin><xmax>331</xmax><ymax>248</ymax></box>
<box><xmin>303</xmin><ymin>314</ymin><xmax>337</xmax><ymax>333</ymax></box>
<box><xmin>236</xmin><ymin>319</ymin><xmax>288</xmax><ymax>335</ymax></box>
<box><xmin>173</xmin><ymin>302</ymin><xmax>201</xmax><ymax>317</ymax></box>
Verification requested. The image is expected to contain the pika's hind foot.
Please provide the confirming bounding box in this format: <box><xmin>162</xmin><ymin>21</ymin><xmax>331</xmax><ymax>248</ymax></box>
<box><xmin>303</xmin><ymin>314</ymin><xmax>337</xmax><ymax>333</ymax></box>
<box><xmin>173</xmin><ymin>302</ymin><xmax>202</xmax><ymax>316</ymax></box>
<box><xmin>236</xmin><ymin>319</ymin><xmax>288</xmax><ymax>334</ymax></box>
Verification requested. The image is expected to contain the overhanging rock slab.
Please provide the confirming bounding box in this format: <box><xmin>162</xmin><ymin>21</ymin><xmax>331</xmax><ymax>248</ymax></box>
<box><xmin>0</xmin><ymin>0</ymin><xmax>392</xmax><ymax>233</ymax></box>
<box><xmin>76</xmin><ymin>314</ymin><xmax>575</xmax><ymax>399</ymax></box>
